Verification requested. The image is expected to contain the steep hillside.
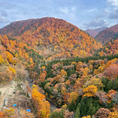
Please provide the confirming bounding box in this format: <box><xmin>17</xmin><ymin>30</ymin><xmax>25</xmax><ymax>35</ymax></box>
<box><xmin>0</xmin><ymin>17</ymin><xmax>102</xmax><ymax>60</ymax></box>
<box><xmin>86</xmin><ymin>27</ymin><xmax>106</xmax><ymax>37</ymax></box>
<box><xmin>95</xmin><ymin>24</ymin><xmax>118</xmax><ymax>44</ymax></box>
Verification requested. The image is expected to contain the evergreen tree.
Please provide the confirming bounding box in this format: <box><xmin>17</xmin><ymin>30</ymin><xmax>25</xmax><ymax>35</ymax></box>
<box><xmin>74</xmin><ymin>103</ymin><xmax>81</xmax><ymax>118</ymax></box>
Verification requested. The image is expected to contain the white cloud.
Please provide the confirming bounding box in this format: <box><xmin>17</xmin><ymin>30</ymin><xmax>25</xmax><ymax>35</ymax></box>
<box><xmin>84</xmin><ymin>19</ymin><xmax>108</xmax><ymax>29</ymax></box>
<box><xmin>107</xmin><ymin>0</ymin><xmax>118</xmax><ymax>7</ymax></box>
<box><xmin>59</xmin><ymin>6</ymin><xmax>76</xmax><ymax>19</ymax></box>
<box><xmin>59</xmin><ymin>7</ymin><xmax>69</xmax><ymax>15</ymax></box>
<box><xmin>0</xmin><ymin>16</ymin><xmax>8</xmax><ymax>23</ymax></box>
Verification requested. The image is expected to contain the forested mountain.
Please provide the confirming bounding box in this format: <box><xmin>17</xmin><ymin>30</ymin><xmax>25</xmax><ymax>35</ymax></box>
<box><xmin>95</xmin><ymin>24</ymin><xmax>118</xmax><ymax>44</ymax></box>
<box><xmin>86</xmin><ymin>27</ymin><xmax>106</xmax><ymax>37</ymax></box>
<box><xmin>0</xmin><ymin>18</ymin><xmax>118</xmax><ymax>118</ymax></box>
<box><xmin>0</xmin><ymin>17</ymin><xmax>102</xmax><ymax>60</ymax></box>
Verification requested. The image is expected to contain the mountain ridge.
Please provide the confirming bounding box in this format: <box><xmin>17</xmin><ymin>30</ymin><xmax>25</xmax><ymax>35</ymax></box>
<box><xmin>86</xmin><ymin>27</ymin><xmax>107</xmax><ymax>37</ymax></box>
<box><xmin>0</xmin><ymin>17</ymin><xmax>102</xmax><ymax>60</ymax></box>
<box><xmin>95</xmin><ymin>24</ymin><xmax>118</xmax><ymax>44</ymax></box>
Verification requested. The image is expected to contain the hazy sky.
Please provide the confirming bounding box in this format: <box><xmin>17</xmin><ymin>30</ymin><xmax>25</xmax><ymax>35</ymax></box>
<box><xmin>0</xmin><ymin>0</ymin><xmax>118</xmax><ymax>30</ymax></box>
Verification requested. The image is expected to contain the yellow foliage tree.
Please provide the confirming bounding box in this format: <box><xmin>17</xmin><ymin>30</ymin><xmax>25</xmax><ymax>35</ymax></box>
<box><xmin>0</xmin><ymin>55</ymin><xmax>4</xmax><ymax>64</ymax></box>
<box><xmin>8</xmin><ymin>66</ymin><xmax>16</xmax><ymax>75</ymax></box>
<box><xmin>94</xmin><ymin>64</ymin><xmax>105</xmax><ymax>74</ymax></box>
<box><xmin>83</xmin><ymin>85</ymin><xmax>98</xmax><ymax>97</ymax></box>
<box><xmin>5</xmin><ymin>51</ymin><xmax>16</xmax><ymax>64</ymax></box>
<box><xmin>108</xmin><ymin>111</ymin><xmax>118</xmax><ymax>118</ymax></box>
<box><xmin>68</xmin><ymin>92</ymin><xmax>78</xmax><ymax>104</ymax></box>
<box><xmin>60</xmin><ymin>69</ymin><xmax>67</xmax><ymax>77</ymax></box>
<box><xmin>82</xmin><ymin>67</ymin><xmax>89</xmax><ymax>77</ymax></box>
<box><xmin>82</xmin><ymin>115</ymin><xmax>91</xmax><ymax>118</ymax></box>
<box><xmin>32</xmin><ymin>85</ymin><xmax>50</xmax><ymax>118</ymax></box>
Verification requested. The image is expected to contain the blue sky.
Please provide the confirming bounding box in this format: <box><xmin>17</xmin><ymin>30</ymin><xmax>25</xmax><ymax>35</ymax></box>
<box><xmin>0</xmin><ymin>0</ymin><xmax>118</xmax><ymax>30</ymax></box>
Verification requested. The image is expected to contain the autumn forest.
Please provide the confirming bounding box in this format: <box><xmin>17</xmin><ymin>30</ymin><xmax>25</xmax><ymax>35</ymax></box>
<box><xmin>0</xmin><ymin>17</ymin><xmax>118</xmax><ymax>118</ymax></box>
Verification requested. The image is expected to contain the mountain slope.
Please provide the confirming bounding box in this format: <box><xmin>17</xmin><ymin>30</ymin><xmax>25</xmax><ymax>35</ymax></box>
<box><xmin>94</xmin><ymin>39</ymin><xmax>118</xmax><ymax>56</ymax></box>
<box><xmin>86</xmin><ymin>27</ymin><xmax>106</xmax><ymax>37</ymax></box>
<box><xmin>0</xmin><ymin>17</ymin><xmax>102</xmax><ymax>60</ymax></box>
<box><xmin>95</xmin><ymin>24</ymin><xmax>118</xmax><ymax>44</ymax></box>
<box><xmin>0</xmin><ymin>18</ymin><xmax>118</xmax><ymax>118</ymax></box>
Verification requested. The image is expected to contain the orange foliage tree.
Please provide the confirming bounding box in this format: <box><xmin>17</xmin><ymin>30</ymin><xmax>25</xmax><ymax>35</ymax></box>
<box><xmin>104</xmin><ymin>64</ymin><xmax>118</xmax><ymax>79</ymax></box>
<box><xmin>31</xmin><ymin>85</ymin><xmax>50</xmax><ymax>118</ymax></box>
<box><xmin>39</xmin><ymin>70</ymin><xmax>47</xmax><ymax>82</ymax></box>
<box><xmin>108</xmin><ymin>111</ymin><xmax>118</xmax><ymax>118</ymax></box>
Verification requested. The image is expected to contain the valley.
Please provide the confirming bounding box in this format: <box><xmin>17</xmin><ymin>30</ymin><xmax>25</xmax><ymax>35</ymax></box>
<box><xmin>0</xmin><ymin>17</ymin><xmax>118</xmax><ymax>118</ymax></box>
